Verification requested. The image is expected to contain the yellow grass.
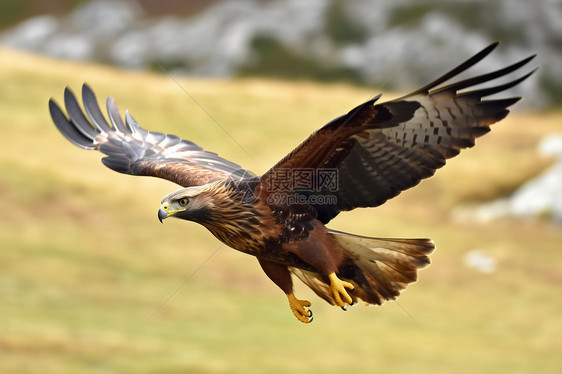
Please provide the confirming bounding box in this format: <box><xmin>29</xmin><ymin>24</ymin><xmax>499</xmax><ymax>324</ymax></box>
<box><xmin>0</xmin><ymin>47</ymin><xmax>561</xmax><ymax>373</ymax></box>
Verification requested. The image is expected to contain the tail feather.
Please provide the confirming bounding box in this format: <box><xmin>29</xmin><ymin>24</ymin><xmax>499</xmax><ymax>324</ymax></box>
<box><xmin>290</xmin><ymin>229</ymin><xmax>435</xmax><ymax>307</ymax></box>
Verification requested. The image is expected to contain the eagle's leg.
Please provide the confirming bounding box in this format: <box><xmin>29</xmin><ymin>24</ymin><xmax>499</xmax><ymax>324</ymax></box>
<box><xmin>257</xmin><ymin>258</ymin><xmax>312</xmax><ymax>323</ymax></box>
<box><xmin>328</xmin><ymin>272</ymin><xmax>354</xmax><ymax>308</ymax></box>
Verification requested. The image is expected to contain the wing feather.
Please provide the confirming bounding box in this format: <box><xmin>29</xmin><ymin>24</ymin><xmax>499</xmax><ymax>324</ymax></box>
<box><xmin>81</xmin><ymin>84</ymin><xmax>114</xmax><ymax>133</ymax></box>
<box><xmin>49</xmin><ymin>98</ymin><xmax>94</xmax><ymax>149</ymax></box>
<box><xmin>64</xmin><ymin>87</ymin><xmax>98</xmax><ymax>140</ymax></box>
<box><xmin>262</xmin><ymin>43</ymin><xmax>536</xmax><ymax>223</ymax></box>
<box><xmin>106</xmin><ymin>96</ymin><xmax>131</xmax><ymax>134</ymax></box>
<box><xmin>402</xmin><ymin>41</ymin><xmax>499</xmax><ymax>97</ymax></box>
<box><xmin>50</xmin><ymin>83</ymin><xmax>252</xmax><ymax>187</ymax></box>
<box><xmin>425</xmin><ymin>54</ymin><xmax>537</xmax><ymax>97</ymax></box>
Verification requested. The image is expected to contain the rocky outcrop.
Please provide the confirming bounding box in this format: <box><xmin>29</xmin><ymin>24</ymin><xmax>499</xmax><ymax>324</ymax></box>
<box><xmin>1</xmin><ymin>0</ymin><xmax>558</xmax><ymax>106</ymax></box>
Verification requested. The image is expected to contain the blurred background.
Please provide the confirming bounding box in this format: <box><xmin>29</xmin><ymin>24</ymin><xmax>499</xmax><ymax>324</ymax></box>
<box><xmin>1</xmin><ymin>0</ymin><xmax>561</xmax><ymax>106</ymax></box>
<box><xmin>0</xmin><ymin>0</ymin><xmax>560</xmax><ymax>373</ymax></box>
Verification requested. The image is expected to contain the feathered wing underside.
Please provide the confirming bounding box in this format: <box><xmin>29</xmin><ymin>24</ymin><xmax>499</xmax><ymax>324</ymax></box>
<box><xmin>262</xmin><ymin>42</ymin><xmax>537</xmax><ymax>223</ymax></box>
<box><xmin>49</xmin><ymin>84</ymin><xmax>252</xmax><ymax>187</ymax></box>
<box><xmin>290</xmin><ymin>230</ymin><xmax>435</xmax><ymax>306</ymax></box>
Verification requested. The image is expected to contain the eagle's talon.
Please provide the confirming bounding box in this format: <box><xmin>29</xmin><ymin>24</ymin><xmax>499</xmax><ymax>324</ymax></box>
<box><xmin>328</xmin><ymin>273</ymin><xmax>354</xmax><ymax>308</ymax></box>
<box><xmin>287</xmin><ymin>293</ymin><xmax>313</xmax><ymax>324</ymax></box>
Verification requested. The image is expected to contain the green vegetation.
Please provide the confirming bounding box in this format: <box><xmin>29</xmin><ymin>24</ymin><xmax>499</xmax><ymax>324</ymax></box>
<box><xmin>0</xmin><ymin>48</ymin><xmax>561</xmax><ymax>373</ymax></box>
<box><xmin>541</xmin><ymin>75</ymin><xmax>562</xmax><ymax>109</ymax></box>
<box><xmin>325</xmin><ymin>0</ymin><xmax>369</xmax><ymax>45</ymax></box>
<box><xmin>388</xmin><ymin>1</ymin><xmax>526</xmax><ymax>44</ymax></box>
<box><xmin>0</xmin><ymin>0</ymin><xmax>87</xmax><ymax>28</ymax></box>
<box><xmin>0</xmin><ymin>0</ymin><xmax>219</xmax><ymax>29</ymax></box>
<box><xmin>0</xmin><ymin>1</ymin><xmax>27</xmax><ymax>28</ymax></box>
<box><xmin>239</xmin><ymin>34</ymin><xmax>363</xmax><ymax>84</ymax></box>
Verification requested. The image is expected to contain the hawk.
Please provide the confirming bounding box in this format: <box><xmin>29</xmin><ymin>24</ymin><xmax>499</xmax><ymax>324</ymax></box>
<box><xmin>49</xmin><ymin>42</ymin><xmax>535</xmax><ymax>323</ymax></box>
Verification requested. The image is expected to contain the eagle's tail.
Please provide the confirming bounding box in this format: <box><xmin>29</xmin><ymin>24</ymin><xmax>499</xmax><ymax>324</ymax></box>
<box><xmin>290</xmin><ymin>229</ymin><xmax>435</xmax><ymax>307</ymax></box>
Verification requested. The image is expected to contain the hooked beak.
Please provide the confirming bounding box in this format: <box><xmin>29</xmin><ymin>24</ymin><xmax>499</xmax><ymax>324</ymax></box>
<box><xmin>158</xmin><ymin>207</ymin><xmax>169</xmax><ymax>223</ymax></box>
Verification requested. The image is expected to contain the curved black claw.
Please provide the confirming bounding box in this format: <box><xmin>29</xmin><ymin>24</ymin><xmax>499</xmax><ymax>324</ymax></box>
<box><xmin>306</xmin><ymin>309</ymin><xmax>313</xmax><ymax>323</ymax></box>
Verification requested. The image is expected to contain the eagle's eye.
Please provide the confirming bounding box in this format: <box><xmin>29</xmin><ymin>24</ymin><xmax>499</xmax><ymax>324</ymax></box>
<box><xmin>178</xmin><ymin>197</ymin><xmax>189</xmax><ymax>207</ymax></box>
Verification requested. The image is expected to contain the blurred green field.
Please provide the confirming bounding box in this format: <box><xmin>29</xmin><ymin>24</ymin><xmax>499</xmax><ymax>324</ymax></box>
<box><xmin>1</xmin><ymin>48</ymin><xmax>561</xmax><ymax>373</ymax></box>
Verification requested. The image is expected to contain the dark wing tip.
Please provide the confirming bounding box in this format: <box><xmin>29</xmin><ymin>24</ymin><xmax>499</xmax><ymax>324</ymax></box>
<box><xmin>438</xmin><ymin>54</ymin><xmax>537</xmax><ymax>98</ymax></box>
<box><xmin>81</xmin><ymin>83</ymin><xmax>114</xmax><ymax>133</ymax></box>
<box><xmin>49</xmin><ymin>98</ymin><xmax>95</xmax><ymax>149</ymax></box>
<box><xmin>489</xmin><ymin>40</ymin><xmax>500</xmax><ymax>50</ymax></box>
<box><xmin>397</xmin><ymin>42</ymin><xmax>534</xmax><ymax>100</ymax></box>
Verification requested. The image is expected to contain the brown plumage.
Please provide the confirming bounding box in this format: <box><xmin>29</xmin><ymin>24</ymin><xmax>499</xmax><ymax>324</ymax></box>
<box><xmin>49</xmin><ymin>42</ymin><xmax>535</xmax><ymax>323</ymax></box>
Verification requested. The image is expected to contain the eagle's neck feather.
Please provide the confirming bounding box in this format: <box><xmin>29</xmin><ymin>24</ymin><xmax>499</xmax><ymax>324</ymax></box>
<box><xmin>199</xmin><ymin>181</ymin><xmax>265</xmax><ymax>252</ymax></box>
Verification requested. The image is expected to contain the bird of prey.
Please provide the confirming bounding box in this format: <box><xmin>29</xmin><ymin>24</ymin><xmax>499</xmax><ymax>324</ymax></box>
<box><xmin>49</xmin><ymin>42</ymin><xmax>535</xmax><ymax>323</ymax></box>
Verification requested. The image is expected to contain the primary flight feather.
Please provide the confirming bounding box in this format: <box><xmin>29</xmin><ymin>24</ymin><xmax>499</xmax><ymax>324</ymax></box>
<box><xmin>49</xmin><ymin>42</ymin><xmax>535</xmax><ymax>323</ymax></box>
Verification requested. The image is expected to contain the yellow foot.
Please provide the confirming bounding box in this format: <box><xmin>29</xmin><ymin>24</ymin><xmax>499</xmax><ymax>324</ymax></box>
<box><xmin>287</xmin><ymin>293</ymin><xmax>313</xmax><ymax>323</ymax></box>
<box><xmin>328</xmin><ymin>273</ymin><xmax>354</xmax><ymax>308</ymax></box>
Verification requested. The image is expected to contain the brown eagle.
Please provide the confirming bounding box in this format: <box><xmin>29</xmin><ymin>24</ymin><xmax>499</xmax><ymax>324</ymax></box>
<box><xmin>49</xmin><ymin>42</ymin><xmax>535</xmax><ymax>323</ymax></box>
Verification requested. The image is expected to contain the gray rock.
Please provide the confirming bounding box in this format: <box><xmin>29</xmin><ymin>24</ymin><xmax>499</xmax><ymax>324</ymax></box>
<box><xmin>454</xmin><ymin>135</ymin><xmax>562</xmax><ymax>224</ymax></box>
<box><xmin>509</xmin><ymin>163</ymin><xmax>562</xmax><ymax>223</ymax></box>
<box><xmin>508</xmin><ymin>135</ymin><xmax>562</xmax><ymax>223</ymax></box>
<box><xmin>464</xmin><ymin>250</ymin><xmax>497</xmax><ymax>273</ymax></box>
<box><xmin>43</xmin><ymin>33</ymin><xmax>95</xmax><ymax>61</ymax></box>
<box><xmin>0</xmin><ymin>15</ymin><xmax>59</xmax><ymax>51</ymax></box>
<box><xmin>71</xmin><ymin>0</ymin><xmax>141</xmax><ymax>38</ymax></box>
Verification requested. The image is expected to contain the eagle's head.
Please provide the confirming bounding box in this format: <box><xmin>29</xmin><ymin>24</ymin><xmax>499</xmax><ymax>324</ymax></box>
<box><xmin>158</xmin><ymin>182</ymin><xmax>219</xmax><ymax>224</ymax></box>
<box><xmin>158</xmin><ymin>179</ymin><xmax>262</xmax><ymax>247</ymax></box>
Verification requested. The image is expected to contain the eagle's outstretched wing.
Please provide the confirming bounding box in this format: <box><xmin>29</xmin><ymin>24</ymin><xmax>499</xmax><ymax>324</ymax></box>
<box><xmin>262</xmin><ymin>42</ymin><xmax>536</xmax><ymax>223</ymax></box>
<box><xmin>49</xmin><ymin>84</ymin><xmax>252</xmax><ymax>187</ymax></box>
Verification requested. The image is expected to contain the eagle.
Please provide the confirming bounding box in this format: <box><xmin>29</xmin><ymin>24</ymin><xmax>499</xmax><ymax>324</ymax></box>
<box><xmin>49</xmin><ymin>42</ymin><xmax>535</xmax><ymax>323</ymax></box>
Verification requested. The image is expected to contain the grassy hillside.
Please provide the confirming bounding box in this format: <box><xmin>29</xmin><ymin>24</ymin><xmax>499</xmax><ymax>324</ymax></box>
<box><xmin>0</xmin><ymin>47</ymin><xmax>560</xmax><ymax>373</ymax></box>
